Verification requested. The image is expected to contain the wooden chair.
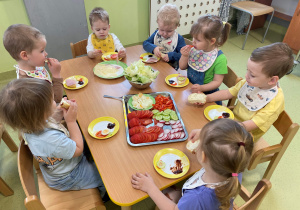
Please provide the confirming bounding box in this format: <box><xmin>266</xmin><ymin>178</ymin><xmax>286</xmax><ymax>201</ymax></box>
<box><xmin>184</xmin><ymin>38</ymin><xmax>193</xmax><ymax>46</ymax></box>
<box><xmin>233</xmin><ymin>179</ymin><xmax>272</xmax><ymax>210</ymax></box>
<box><xmin>223</xmin><ymin>66</ymin><xmax>243</xmax><ymax>107</ymax></box>
<box><xmin>0</xmin><ymin>124</ymin><xmax>18</xmax><ymax>196</ymax></box>
<box><xmin>18</xmin><ymin>139</ymin><xmax>106</xmax><ymax>210</ymax></box>
<box><xmin>247</xmin><ymin>110</ymin><xmax>299</xmax><ymax>180</ymax></box>
<box><xmin>70</xmin><ymin>39</ymin><xmax>88</xmax><ymax>58</ymax></box>
<box><xmin>231</xmin><ymin>1</ymin><xmax>274</xmax><ymax>49</ymax></box>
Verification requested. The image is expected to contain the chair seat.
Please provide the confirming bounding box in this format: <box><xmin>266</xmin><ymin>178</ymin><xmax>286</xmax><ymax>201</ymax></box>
<box><xmin>231</xmin><ymin>1</ymin><xmax>274</xmax><ymax>16</ymax></box>
<box><xmin>253</xmin><ymin>137</ymin><xmax>270</xmax><ymax>154</ymax></box>
<box><xmin>36</xmin><ymin>169</ymin><xmax>105</xmax><ymax>210</ymax></box>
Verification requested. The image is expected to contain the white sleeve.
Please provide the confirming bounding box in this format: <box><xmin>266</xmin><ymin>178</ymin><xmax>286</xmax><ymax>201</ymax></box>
<box><xmin>111</xmin><ymin>33</ymin><xmax>125</xmax><ymax>52</ymax></box>
<box><xmin>86</xmin><ymin>33</ymin><xmax>95</xmax><ymax>53</ymax></box>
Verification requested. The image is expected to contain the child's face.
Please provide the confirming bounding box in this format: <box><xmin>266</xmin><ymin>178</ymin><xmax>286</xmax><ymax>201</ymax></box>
<box><xmin>157</xmin><ymin>20</ymin><xmax>177</xmax><ymax>39</ymax></box>
<box><xmin>27</xmin><ymin>37</ymin><xmax>48</xmax><ymax>67</ymax></box>
<box><xmin>245</xmin><ymin>59</ymin><xmax>272</xmax><ymax>89</ymax></box>
<box><xmin>91</xmin><ymin>19</ymin><xmax>110</xmax><ymax>40</ymax></box>
<box><xmin>192</xmin><ymin>34</ymin><xmax>213</xmax><ymax>52</ymax></box>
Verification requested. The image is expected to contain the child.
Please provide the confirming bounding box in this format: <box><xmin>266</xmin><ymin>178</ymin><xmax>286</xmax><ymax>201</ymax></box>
<box><xmin>179</xmin><ymin>15</ymin><xmax>231</xmax><ymax>105</ymax></box>
<box><xmin>0</xmin><ymin>79</ymin><xmax>107</xmax><ymax>198</ymax></box>
<box><xmin>87</xmin><ymin>7</ymin><xmax>126</xmax><ymax>59</ymax></box>
<box><xmin>131</xmin><ymin>119</ymin><xmax>254</xmax><ymax>210</ymax></box>
<box><xmin>143</xmin><ymin>4</ymin><xmax>185</xmax><ymax>69</ymax></box>
<box><xmin>202</xmin><ymin>42</ymin><xmax>294</xmax><ymax>142</ymax></box>
<box><xmin>3</xmin><ymin>24</ymin><xmax>63</xmax><ymax>103</ymax></box>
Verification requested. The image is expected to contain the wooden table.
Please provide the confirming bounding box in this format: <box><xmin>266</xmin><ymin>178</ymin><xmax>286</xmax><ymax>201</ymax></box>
<box><xmin>60</xmin><ymin>45</ymin><xmax>212</xmax><ymax>209</ymax></box>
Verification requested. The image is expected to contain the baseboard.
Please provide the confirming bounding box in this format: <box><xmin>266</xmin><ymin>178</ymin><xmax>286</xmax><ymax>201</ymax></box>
<box><xmin>274</xmin><ymin>11</ymin><xmax>292</xmax><ymax>22</ymax></box>
<box><xmin>0</xmin><ymin>70</ymin><xmax>16</xmax><ymax>83</ymax></box>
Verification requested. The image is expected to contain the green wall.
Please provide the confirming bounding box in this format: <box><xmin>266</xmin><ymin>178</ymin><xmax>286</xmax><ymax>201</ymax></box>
<box><xmin>0</xmin><ymin>0</ymin><xmax>149</xmax><ymax>74</ymax></box>
<box><xmin>0</xmin><ymin>0</ymin><xmax>30</xmax><ymax>74</ymax></box>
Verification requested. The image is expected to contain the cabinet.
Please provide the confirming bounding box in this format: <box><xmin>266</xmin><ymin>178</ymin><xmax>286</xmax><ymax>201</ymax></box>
<box><xmin>283</xmin><ymin>0</ymin><xmax>300</xmax><ymax>54</ymax></box>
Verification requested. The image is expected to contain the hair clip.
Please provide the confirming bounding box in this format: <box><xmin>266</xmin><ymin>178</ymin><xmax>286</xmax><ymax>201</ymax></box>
<box><xmin>232</xmin><ymin>173</ymin><xmax>238</xmax><ymax>177</ymax></box>
<box><xmin>222</xmin><ymin>21</ymin><xmax>226</xmax><ymax>25</ymax></box>
<box><xmin>238</xmin><ymin>142</ymin><xmax>245</xmax><ymax>147</ymax></box>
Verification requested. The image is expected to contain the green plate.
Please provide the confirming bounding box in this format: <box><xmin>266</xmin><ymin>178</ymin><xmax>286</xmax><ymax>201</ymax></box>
<box><xmin>93</xmin><ymin>61</ymin><xmax>127</xmax><ymax>79</ymax></box>
<box><xmin>128</xmin><ymin>94</ymin><xmax>155</xmax><ymax>110</ymax></box>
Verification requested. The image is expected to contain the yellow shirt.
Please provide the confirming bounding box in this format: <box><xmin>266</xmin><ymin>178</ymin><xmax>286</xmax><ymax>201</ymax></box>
<box><xmin>91</xmin><ymin>33</ymin><xmax>115</xmax><ymax>53</ymax></box>
<box><xmin>229</xmin><ymin>80</ymin><xmax>284</xmax><ymax>142</ymax></box>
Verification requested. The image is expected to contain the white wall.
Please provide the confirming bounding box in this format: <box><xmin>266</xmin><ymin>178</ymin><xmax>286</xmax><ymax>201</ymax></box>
<box><xmin>271</xmin><ymin>0</ymin><xmax>298</xmax><ymax>16</ymax></box>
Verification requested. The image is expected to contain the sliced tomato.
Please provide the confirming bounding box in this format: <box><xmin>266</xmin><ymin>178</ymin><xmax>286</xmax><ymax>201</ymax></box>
<box><xmin>129</xmin><ymin>118</ymin><xmax>140</xmax><ymax>128</ymax></box>
<box><xmin>111</xmin><ymin>54</ymin><xmax>118</xmax><ymax>60</ymax></box>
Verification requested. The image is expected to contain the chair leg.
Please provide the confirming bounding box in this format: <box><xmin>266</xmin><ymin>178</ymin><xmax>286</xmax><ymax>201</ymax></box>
<box><xmin>242</xmin><ymin>13</ymin><xmax>254</xmax><ymax>50</ymax></box>
<box><xmin>0</xmin><ymin>177</ymin><xmax>14</xmax><ymax>196</ymax></box>
<box><xmin>262</xmin><ymin>10</ymin><xmax>274</xmax><ymax>43</ymax></box>
<box><xmin>2</xmin><ymin>129</ymin><xmax>18</xmax><ymax>152</ymax></box>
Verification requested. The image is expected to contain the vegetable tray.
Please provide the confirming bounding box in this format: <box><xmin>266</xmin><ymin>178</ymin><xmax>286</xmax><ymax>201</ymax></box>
<box><xmin>122</xmin><ymin>92</ymin><xmax>188</xmax><ymax>146</ymax></box>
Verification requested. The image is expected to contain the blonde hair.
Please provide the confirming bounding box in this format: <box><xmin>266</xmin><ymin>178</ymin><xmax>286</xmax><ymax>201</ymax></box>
<box><xmin>250</xmin><ymin>42</ymin><xmax>294</xmax><ymax>79</ymax></box>
<box><xmin>3</xmin><ymin>24</ymin><xmax>45</xmax><ymax>60</ymax></box>
<box><xmin>200</xmin><ymin>119</ymin><xmax>253</xmax><ymax>209</ymax></box>
<box><xmin>0</xmin><ymin>79</ymin><xmax>53</xmax><ymax>133</ymax></box>
<box><xmin>157</xmin><ymin>4</ymin><xmax>180</xmax><ymax>26</ymax></box>
<box><xmin>89</xmin><ymin>7</ymin><xmax>109</xmax><ymax>26</ymax></box>
<box><xmin>190</xmin><ymin>14</ymin><xmax>231</xmax><ymax>47</ymax></box>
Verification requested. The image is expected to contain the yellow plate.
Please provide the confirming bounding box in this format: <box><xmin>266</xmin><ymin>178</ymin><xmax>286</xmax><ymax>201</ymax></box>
<box><xmin>63</xmin><ymin>75</ymin><xmax>88</xmax><ymax>90</ymax></box>
<box><xmin>140</xmin><ymin>52</ymin><xmax>160</xmax><ymax>63</ymax></box>
<box><xmin>88</xmin><ymin>116</ymin><xmax>119</xmax><ymax>139</ymax></box>
<box><xmin>165</xmin><ymin>74</ymin><xmax>189</xmax><ymax>88</ymax></box>
<box><xmin>101</xmin><ymin>52</ymin><xmax>122</xmax><ymax>61</ymax></box>
<box><xmin>153</xmin><ymin>148</ymin><xmax>190</xmax><ymax>179</ymax></box>
<box><xmin>204</xmin><ymin>105</ymin><xmax>234</xmax><ymax>121</ymax></box>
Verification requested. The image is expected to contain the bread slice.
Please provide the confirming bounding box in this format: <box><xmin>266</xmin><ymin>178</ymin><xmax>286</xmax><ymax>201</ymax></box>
<box><xmin>188</xmin><ymin>93</ymin><xmax>207</xmax><ymax>104</ymax></box>
<box><xmin>60</xmin><ymin>99</ymin><xmax>70</xmax><ymax>110</ymax></box>
<box><xmin>65</xmin><ymin>78</ymin><xmax>77</xmax><ymax>88</ymax></box>
<box><xmin>177</xmin><ymin>75</ymin><xmax>187</xmax><ymax>85</ymax></box>
<box><xmin>186</xmin><ymin>140</ymin><xmax>200</xmax><ymax>153</ymax></box>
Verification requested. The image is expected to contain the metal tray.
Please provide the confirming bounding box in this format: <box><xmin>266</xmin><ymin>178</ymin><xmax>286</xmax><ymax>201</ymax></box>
<box><xmin>122</xmin><ymin>92</ymin><xmax>188</xmax><ymax>146</ymax></box>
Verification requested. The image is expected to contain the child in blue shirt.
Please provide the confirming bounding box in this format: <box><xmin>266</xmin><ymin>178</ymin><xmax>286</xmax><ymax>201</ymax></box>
<box><xmin>132</xmin><ymin>119</ymin><xmax>253</xmax><ymax>210</ymax></box>
<box><xmin>0</xmin><ymin>79</ymin><xmax>106</xmax><ymax>199</ymax></box>
<box><xmin>143</xmin><ymin>4</ymin><xmax>185</xmax><ymax>70</ymax></box>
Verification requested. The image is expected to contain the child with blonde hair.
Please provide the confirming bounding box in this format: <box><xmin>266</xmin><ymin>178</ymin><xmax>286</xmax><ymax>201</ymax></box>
<box><xmin>87</xmin><ymin>7</ymin><xmax>126</xmax><ymax>59</ymax></box>
<box><xmin>3</xmin><ymin>24</ymin><xmax>63</xmax><ymax>103</ymax></box>
<box><xmin>132</xmin><ymin>119</ymin><xmax>254</xmax><ymax>210</ymax></box>
<box><xmin>143</xmin><ymin>3</ymin><xmax>185</xmax><ymax>69</ymax></box>
<box><xmin>0</xmin><ymin>79</ymin><xmax>107</xmax><ymax>200</ymax></box>
<box><xmin>179</xmin><ymin>15</ymin><xmax>231</xmax><ymax>105</ymax></box>
<box><xmin>202</xmin><ymin>42</ymin><xmax>294</xmax><ymax>142</ymax></box>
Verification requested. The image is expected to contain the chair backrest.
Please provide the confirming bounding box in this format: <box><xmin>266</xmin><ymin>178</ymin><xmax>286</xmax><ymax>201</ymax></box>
<box><xmin>248</xmin><ymin>110</ymin><xmax>299</xmax><ymax>180</ymax></box>
<box><xmin>184</xmin><ymin>38</ymin><xmax>193</xmax><ymax>46</ymax></box>
<box><xmin>70</xmin><ymin>39</ymin><xmax>88</xmax><ymax>58</ymax></box>
<box><xmin>223</xmin><ymin>66</ymin><xmax>243</xmax><ymax>107</ymax></box>
<box><xmin>234</xmin><ymin>179</ymin><xmax>272</xmax><ymax>210</ymax></box>
<box><xmin>18</xmin><ymin>139</ymin><xmax>45</xmax><ymax>209</ymax></box>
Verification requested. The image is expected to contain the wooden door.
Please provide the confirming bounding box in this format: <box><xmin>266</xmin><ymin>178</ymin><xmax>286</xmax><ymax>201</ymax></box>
<box><xmin>283</xmin><ymin>0</ymin><xmax>300</xmax><ymax>54</ymax></box>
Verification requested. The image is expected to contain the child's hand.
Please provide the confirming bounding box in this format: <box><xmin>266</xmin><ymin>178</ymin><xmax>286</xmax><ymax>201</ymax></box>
<box><xmin>47</xmin><ymin>58</ymin><xmax>61</xmax><ymax>78</ymax></box>
<box><xmin>191</xmin><ymin>84</ymin><xmax>203</xmax><ymax>93</ymax></box>
<box><xmin>153</xmin><ymin>47</ymin><xmax>163</xmax><ymax>58</ymax></box>
<box><xmin>161</xmin><ymin>53</ymin><xmax>169</xmax><ymax>62</ymax></box>
<box><xmin>131</xmin><ymin>172</ymin><xmax>155</xmax><ymax>193</ymax></box>
<box><xmin>180</xmin><ymin>45</ymin><xmax>192</xmax><ymax>57</ymax></box>
<box><xmin>93</xmin><ymin>49</ymin><xmax>102</xmax><ymax>57</ymax></box>
<box><xmin>188</xmin><ymin>129</ymin><xmax>202</xmax><ymax>143</ymax></box>
<box><xmin>118</xmin><ymin>48</ymin><xmax>126</xmax><ymax>58</ymax></box>
<box><xmin>62</xmin><ymin>100</ymin><xmax>77</xmax><ymax>123</ymax></box>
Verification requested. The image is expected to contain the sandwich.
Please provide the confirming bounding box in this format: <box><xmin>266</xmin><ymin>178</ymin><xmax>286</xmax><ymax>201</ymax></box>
<box><xmin>65</xmin><ymin>77</ymin><xmax>77</xmax><ymax>88</ymax></box>
<box><xmin>177</xmin><ymin>74</ymin><xmax>187</xmax><ymax>85</ymax></box>
<box><xmin>188</xmin><ymin>93</ymin><xmax>207</xmax><ymax>104</ymax></box>
<box><xmin>60</xmin><ymin>98</ymin><xmax>70</xmax><ymax>110</ymax></box>
<box><xmin>186</xmin><ymin>140</ymin><xmax>200</xmax><ymax>153</ymax></box>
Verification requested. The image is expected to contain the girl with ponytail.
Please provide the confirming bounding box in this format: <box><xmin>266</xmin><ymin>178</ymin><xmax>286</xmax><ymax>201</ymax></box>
<box><xmin>179</xmin><ymin>14</ymin><xmax>231</xmax><ymax>105</ymax></box>
<box><xmin>131</xmin><ymin>119</ymin><xmax>253</xmax><ymax>210</ymax></box>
